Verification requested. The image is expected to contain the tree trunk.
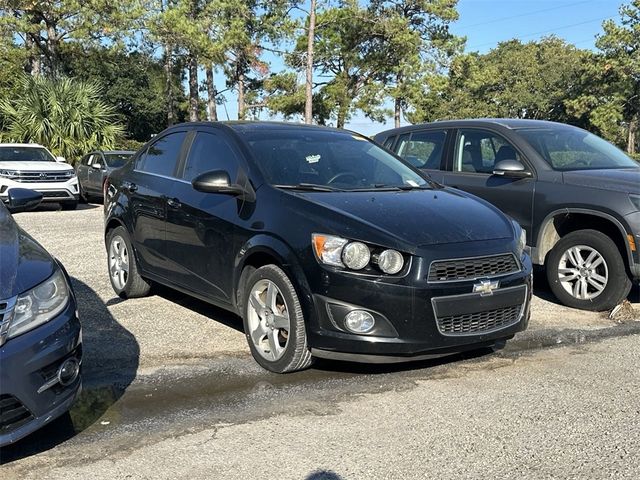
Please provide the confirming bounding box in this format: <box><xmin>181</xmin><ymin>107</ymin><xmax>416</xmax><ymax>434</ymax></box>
<box><xmin>45</xmin><ymin>23</ymin><xmax>58</xmax><ymax>75</ymax></box>
<box><xmin>206</xmin><ymin>64</ymin><xmax>218</xmax><ymax>122</ymax></box>
<box><xmin>164</xmin><ymin>44</ymin><xmax>175</xmax><ymax>126</ymax></box>
<box><xmin>628</xmin><ymin>114</ymin><xmax>638</xmax><ymax>155</ymax></box>
<box><xmin>188</xmin><ymin>55</ymin><xmax>199</xmax><ymax>122</ymax></box>
<box><xmin>304</xmin><ymin>0</ymin><xmax>317</xmax><ymax>124</ymax></box>
<box><xmin>237</xmin><ymin>71</ymin><xmax>246</xmax><ymax>120</ymax></box>
<box><xmin>336</xmin><ymin>98</ymin><xmax>349</xmax><ymax>129</ymax></box>
<box><xmin>394</xmin><ymin>73</ymin><xmax>402</xmax><ymax>128</ymax></box>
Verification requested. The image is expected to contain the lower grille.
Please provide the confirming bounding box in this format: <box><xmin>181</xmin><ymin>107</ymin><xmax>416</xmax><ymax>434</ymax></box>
<box><xmin>41</xmin><ymin>191</ymin><xmax>72</xmax><ymax>199</ymax></box>
<box><xmin>0</xmin><ymin>395</ymin><xmax>33</xmax><ymax>433</ymax></box>
<box><xmin>437</xmin><ymin>304</ymin><xmax>521</xmax><ymax>335</ymax></box>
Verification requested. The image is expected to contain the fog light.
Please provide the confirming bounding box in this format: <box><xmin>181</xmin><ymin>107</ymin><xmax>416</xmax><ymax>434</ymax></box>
<box><xmin>344</xmin><ymin>310</ymin><xmax>375</xmax><ymax>333</ymax></box>
<box><xmin>57</xmin><ymin>358</ymin><xmax>80</xmax><ymax>386</ymax></box>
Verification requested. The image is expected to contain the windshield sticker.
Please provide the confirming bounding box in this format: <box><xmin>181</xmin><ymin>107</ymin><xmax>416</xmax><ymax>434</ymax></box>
<box><xmin>306</xmin><ymin>154</ymin><xmax>321</xmax><ymax>164</ymax></box>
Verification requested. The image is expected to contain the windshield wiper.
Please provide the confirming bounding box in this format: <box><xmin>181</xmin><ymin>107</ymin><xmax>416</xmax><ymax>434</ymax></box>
<box><xmin>275</xmin><ymin>183</ymin><xmax>342</xmax><ymax>192</ymax></box>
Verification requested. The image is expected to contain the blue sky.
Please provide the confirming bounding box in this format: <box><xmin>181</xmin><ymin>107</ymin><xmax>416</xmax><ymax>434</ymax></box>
<box><xmin>214</xmin><ymin>0</ymin><xmax>623</xmax><ymax>136</ymax></box>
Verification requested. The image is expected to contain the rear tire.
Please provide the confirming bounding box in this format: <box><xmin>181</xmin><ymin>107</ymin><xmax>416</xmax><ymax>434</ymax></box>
<box><xmin>107</xmin><ymin>226</ymin><xmax>151</xmax><ymax>298</ymax></box>
<box><xmin>546</xmin><ymin>229</ymin><xmax>631</xmax><ymax>311</ymax></box>
<box><xmin>242</xmin><ymin>265</ymin><xmax>314</xmax><ymax>373</ymax></box>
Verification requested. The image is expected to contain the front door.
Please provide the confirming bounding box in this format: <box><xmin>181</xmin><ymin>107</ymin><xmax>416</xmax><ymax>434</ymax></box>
<box><xmin>439</xmin><ymin>128</ymin><xmax>536</xmax><ymax>243</ymax></box>
<box><xmin>164</xmin><ymin>129</ymin><xmax>246</xmax><ymax>305</ymax></box>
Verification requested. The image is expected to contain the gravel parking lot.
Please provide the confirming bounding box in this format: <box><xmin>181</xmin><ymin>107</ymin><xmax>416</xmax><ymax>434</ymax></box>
<box><xmin>14</xmin><ymin>203</ymin><xmax>640</xmax><ymax>380</ymax></box>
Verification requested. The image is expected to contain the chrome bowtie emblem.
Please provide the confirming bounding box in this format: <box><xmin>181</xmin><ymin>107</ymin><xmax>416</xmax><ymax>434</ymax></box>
<box><xmin>473</xmin><ymin>279</ymin><xmax>499</xmax><ymax>296</ymax></box>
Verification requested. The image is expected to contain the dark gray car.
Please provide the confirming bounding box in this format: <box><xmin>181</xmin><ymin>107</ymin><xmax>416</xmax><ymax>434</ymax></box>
<box><xmin>375</xmin><ymin>119</ymin><xmax>640</xmax><ymax>311</ymax></box>
<box><xmin>76</xmin><ymin>150</ymin><xmax>134</xmax><ymax>202</ymax></box>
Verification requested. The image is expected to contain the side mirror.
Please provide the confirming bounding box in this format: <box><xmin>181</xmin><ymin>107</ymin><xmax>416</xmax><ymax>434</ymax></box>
<box><xmin>493</xmin><ymin>159</ymin><xmax>532</xmax><ymax>178</ymax></box>
<box><xmin>55</xmin><ymin>156</ymin><xmax>66</xmax><ymax>163</ymax></box>
<box><xmin>192</xmin><ymin>170</ymin><xmax>255</xmax><ymax>201</ymax></box>
<box><xmin>7</xmin><ymin>188</ymin><xmax>43</xmax><ymax>213</ymax></box>
<box><xmin>91</xmin><ymin>162</ymin><xmax>103</xmax><ymax>170</ymax></box>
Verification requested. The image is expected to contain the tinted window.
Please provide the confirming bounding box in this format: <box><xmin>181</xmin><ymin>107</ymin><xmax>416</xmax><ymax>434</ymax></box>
<box><xmin>454</xmin><ymin>129</ymin><xmax>520</xmax><ymax>174</ymax></box>
<box><xmin>396</xmin><ymin>130</ymin><xmax>446</xmax><ymax>169</ymax></box>
<box><xmin>517</xmin><ymin>126</ymin><xmax>638</xmax><ymax>171</ymax></box>
<box><xmin>183</xmin><ymin>132</ymin><xmax>240</xmax><ymax>181</ymax></box>
<box><xmin>0</xmin><ymin>147</ymin><xmax>56</xmax><ymax>162</ymax></box>
<box><xmin>137</xmin><ymin>132</ymin><xmax>186</xmax><ymax>177</ymax></box>
<box><xmin>242</xmin><ymin>130</ymin><xmax>429</xmax><ymax>191</ymax></box>
<box><xmin>105</xmin><ymin>153</ymin><xmax>133</xmax><ymax>168</ymax></box>
<box><xmin>382</xmin><ymin>135</ymin><xmax>396</xmax><ymax>149</ymax></box>
<box><xmin>80</xmin><ymin>154</ymin><xmax>91</xmax><ymax>166</ymax></box>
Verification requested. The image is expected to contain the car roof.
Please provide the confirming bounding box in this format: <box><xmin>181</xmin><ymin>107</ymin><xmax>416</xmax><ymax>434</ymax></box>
<box><xmin>0</xmin><ymin>143</ymin><xmax>47</xmax><ymax>148</ymax></box>
<box><xmin>101</xmin><ymin>150</ymin><xmax>135</xmax><ymax>154</ymax></box>
<box><xmin>377</xmin><ymin>118</ymin><xmax>578</xmax><ymax>136</ymax></box>
<box><xmin>167</xmin><ymin>121</ymin><xmax>359</xmax><ymax>136</ymax></box>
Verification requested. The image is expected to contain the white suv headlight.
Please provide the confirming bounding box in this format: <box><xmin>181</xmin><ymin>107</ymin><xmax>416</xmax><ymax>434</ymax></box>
<box><xmin>5</xmin><ymin>269</ymin><xmax>70</xmax><ymax>341</ymax></box>
<box><xmin>0</xmin><ymin>169</ymin><xmax>19</xmax><ymax>179</ymax></box>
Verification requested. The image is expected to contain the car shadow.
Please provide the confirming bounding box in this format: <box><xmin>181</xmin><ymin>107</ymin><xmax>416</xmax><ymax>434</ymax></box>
<box><xmin>29</xmin><ymin>202</ymin><xmax>100</xmax><ymax>212</ymax></box>
<box><xmin>0</xmin><ymin>278</ymin><xmax>139</xmax><ymax>464</ymax></box>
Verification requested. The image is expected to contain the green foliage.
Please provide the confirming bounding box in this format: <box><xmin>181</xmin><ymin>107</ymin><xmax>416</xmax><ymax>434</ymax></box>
<box><xmin>0</xmin><ymin>75</ymin><xmax>125</xmax><ymax>164</ymax></box>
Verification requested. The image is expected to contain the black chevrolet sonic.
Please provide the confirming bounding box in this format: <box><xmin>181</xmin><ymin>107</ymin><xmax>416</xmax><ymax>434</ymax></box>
<box><xmin>104</xmin><ymin>122</ymin><xmax>532</xmax><ymax>373</ymax></box>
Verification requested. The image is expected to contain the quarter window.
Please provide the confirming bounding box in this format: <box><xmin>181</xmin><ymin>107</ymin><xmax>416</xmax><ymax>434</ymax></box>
<box><xmin>183</xmin><ymin>131</ymin><xmax>240</xmax><ymax>181</ymax></box>
<box><xmin>137</xmin><ymin>131</ymin><xmax>187</xmax><ymax>177</ymax></box>
<box><xmin>396</xmin><ymin>130</ymin><xmax>446</xmax><ymax>169</ymax></box>
<box><xmin>454</xmin><ymin>129</ymin><xmax>520</xmax><ymax>174</ymax></box>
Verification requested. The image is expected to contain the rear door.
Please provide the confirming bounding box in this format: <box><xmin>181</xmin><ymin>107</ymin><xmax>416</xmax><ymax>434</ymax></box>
<box><xmin>86</xmin><ymin>152</ymin><xmax>106</xmax><ymax>195</ymax></box>
<box><xmin>439</xmin><ymin>128</ymin><xmax>535</xmax><ymax>242</ymax></box>
<box><xmin>128</xmin><ymin>129</ymin><xmax>189</xmax><ymax>277</ymax></box>
<box><xmin>392</xmin><ymin>129</ymin><xmax>450</xmax><ymax>183</ymax></box>
<box><xmin>164</xmin><ymin>128</ymin><xmax>246</xmax><ymax>304</ymax></box>
<box><xmin>77</xmin><ymin>153</ymin><xmax>92</xmax><ymax>192</ymax></box>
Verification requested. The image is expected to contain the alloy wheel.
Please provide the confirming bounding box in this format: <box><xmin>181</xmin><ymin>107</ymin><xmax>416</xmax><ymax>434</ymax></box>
<box><xmin>558</xmin><ymin>245</ymin><xmax>608</xmax><ymax>300</ymax></box>
<box><xmin>246</xmin><ymin>279</ymin><xmax>291</xmax><ymax>361</ymax></box>
<box><xmin>109</xmin><ymin>235</ymin><xmax>130</xmax><ymax>290</ymax></box>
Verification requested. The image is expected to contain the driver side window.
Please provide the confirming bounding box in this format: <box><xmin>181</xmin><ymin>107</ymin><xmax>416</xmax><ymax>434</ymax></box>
<box><xmin>454</xmin><ymin>129</ymin><xmax>520</xmax><ymax>174</ymax></box>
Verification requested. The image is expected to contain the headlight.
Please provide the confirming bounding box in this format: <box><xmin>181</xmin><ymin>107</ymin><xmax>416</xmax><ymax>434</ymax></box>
<box><xmin>630</xmin><ymin>194</ymin><xmax>640</xmax><ymax>211</ymax></box>
<box><xmin>377</xmin><ymin>249</ymin><xmax>404</xmax><ymax>274</ymax></box>
<box><xmin>312</xmin><ymin>233</ymin><xmax>406</xmax><ymax>274</ymax></box>
<box><xmin>67</xmin><ymin>169</ymin><xmax>77</xmax><ymax>178</ymax></box>
<box><xmin>512</xmin><ymin>221</ymin><xmax>526</xmax><ymax>258</ymax></box>
<box><xmin>0</xmin><ymin>169</ymin><xmax>19</xmax><ymax>179</ymax></box>
<box><xmin>342</xmin><ymin>242</ymin><xmax>370</xmax><ymax>270</ymax></box>
<box><xmin>5</xmin><ymin>269</ymin><xmax>70</xmax><ymax>341</ymax></box>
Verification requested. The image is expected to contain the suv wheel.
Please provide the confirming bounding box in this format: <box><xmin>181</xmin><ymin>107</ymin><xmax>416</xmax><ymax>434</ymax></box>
<box><xmin>546</xmin><ymin>229</ymin><xmax>631</xmax><ymax>311</ymax></box>
<box><xmin>107</xmin><ymin>226</ymin><xmax>151</xmax><ymax>298</ymax></box>
<box><xmin>242</xmin><ymin>265</ymin><xmax>314</xmax><ymax>373</ymax></box>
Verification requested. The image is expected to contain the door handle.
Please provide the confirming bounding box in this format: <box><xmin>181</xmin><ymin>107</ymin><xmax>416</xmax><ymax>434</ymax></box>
<box><xmin>123</xmin><ymin>181</ymin><xmax>137</xmax><ymax>193</ymax></box>
<box><xmin>166</xmin><ymin>197</ymin><xmax>181</xmax><ymax>209</ymax></box>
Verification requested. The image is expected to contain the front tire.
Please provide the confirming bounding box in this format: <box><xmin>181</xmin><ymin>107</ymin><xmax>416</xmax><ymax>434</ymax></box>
<box><xmin>546</xmin><ymin>229</ymin><xmax>631</xmax><ymax>311</ymax></box>
<box><xmin>242</xmin><ymin>265</ymin><xmax>314</xmax><ymax>373</ymax></box>
<box><xmin>107</xmin><ymin>226</ymin><xmax>151</xmax><ymax>298</ymax></box>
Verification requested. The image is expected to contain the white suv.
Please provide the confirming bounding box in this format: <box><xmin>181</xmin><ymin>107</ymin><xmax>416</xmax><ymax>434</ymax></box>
<box><xmin>0</xmin><ymin>143</ymin><xmax>79</xmax><ymax>210</ymax></box>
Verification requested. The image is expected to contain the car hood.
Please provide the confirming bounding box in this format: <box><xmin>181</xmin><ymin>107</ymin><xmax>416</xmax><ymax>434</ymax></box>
<box><xmin>287</xmin><ymin>187</ymin><xmax>514</xmax><ymax>248</ymax></box>
<box><xmin>0</xmin><ymin>161</ymin><xmax>74</xmax><ymax>171</ymax></box>
<box><xmin>563</xmin><ymin>168</ymin><xmax>640</xmax><ymax>194</ymax></box>
<box><xmin>0</xmin><ymin>204</ymin><xmax>56</xmax><ymax>299</ymax></box>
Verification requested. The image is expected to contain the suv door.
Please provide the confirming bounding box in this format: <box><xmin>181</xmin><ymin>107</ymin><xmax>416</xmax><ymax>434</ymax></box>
<box><xmin>164</xmin><ymin>128</ymin><xmax>245</xmax><ymax>304</ymax></box>
<box><xmin>86</xmin><ymin>152</ymin><xmax>105</xmax><ymax>195</ymax></box>
<box><xmin>128</xmin><ymin>130</ymin><xmax>189</xmax><ymax>277</ymax></box>
<box><xmin>440</xmin><ymin>128</ymin><xmax>535</xmax><ymax>242</ymax></box>
<box><xmin>392</xmin><ymin>129</ymin><xmax>449</xmax><ymax>183</ymax></box>
<box><xmin>77</xmin><ymin>153</ymin><xmax>92</xmax><ymax>191</ymax></box>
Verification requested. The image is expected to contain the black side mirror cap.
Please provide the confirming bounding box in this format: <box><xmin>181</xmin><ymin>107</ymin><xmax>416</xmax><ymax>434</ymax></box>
<box><xmin>493</xmin><ymin>159</ymin><xmax>532</xmax><ymax>178</ymax></box>
<box><xmin>7</xmin><ymin>188</ymin><xmax>43</xmax><ymax>213</ymax></box>
<box><xmin>192</xmin><ymin>170</ymin><xmax>255</xmax><ymax>201</ymax></box>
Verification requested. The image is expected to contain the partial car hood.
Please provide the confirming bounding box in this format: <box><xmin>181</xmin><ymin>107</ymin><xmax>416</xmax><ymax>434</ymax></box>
<box><xmin>0</xmin><ymin>161</ymin><xmax>74</xmax><ymax>172</ymax></box>
<box><xmin>0</xmin><ymin>204</ymin><xmax>56</xmax><ymax>299</ymax></box>
<box><xmin>563</xmin><ymin>168</ymin><xmax>640</xmax><ymax>194</ymax></box>
<box><xmin>287</xmin><ymin>187</ymin><xmax>514</xmax><ymax>248</ymax></box>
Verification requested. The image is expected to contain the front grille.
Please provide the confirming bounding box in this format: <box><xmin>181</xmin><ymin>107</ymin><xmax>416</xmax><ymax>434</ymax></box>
<box><xmin>437</xmin><ymin>304</ymin><xmax>521</xmax><ymax>335</ymax></box>
<box><xmin>11</xmin><ymin>170</ymin><xmax>75</xmax><ymax>183</ymax></box>
<box><xmin>428</xmin><ymin>253</ymin><xmax>519</xmax><ymax>283</ymax></box>
<box><xmin>0</xmin><ymin>298</ymin><xmax>15</xmax><ymax>346</ymax></box>
<box><xmin>0</xmin><ymin>395</ymin><xmax>33</xmax><ymax>433</ymax></box>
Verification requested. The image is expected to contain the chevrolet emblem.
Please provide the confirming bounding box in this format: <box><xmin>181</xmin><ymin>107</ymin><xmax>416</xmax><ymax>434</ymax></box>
<box><xmin>473</xmin><ymin>279</ymin><xmax>499</xmax><ymax>296</ymax></box>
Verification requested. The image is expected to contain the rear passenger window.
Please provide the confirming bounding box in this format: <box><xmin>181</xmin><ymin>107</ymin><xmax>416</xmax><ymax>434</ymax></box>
<box><xmin>396</xmin><ymin>130</ymin><xmax>446</xmax><ymax>169</ymax></box>
<box><xmin>382</xmin><ymin>136</ymin><xmax>396</xmax><ymax>149</ymax></box>
<box><xmin>137</xmin><ymin>131</ymin><xmax>187</xmax><ymax>177</ymax></box>
<box><xmin>183</xmin><ymin>131</ymin><xmax>240</xmax><ymax>181</ymax></box>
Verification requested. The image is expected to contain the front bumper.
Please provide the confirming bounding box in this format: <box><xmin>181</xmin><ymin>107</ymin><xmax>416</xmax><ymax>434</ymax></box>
<box><xmin>0</xmin><ymin>297</ymin><xmax>82</xmax><ymax>447</ymax></box>
<box><xmin>0</xmin><ymin>178</ymin><xmax>79</xmax><ymax>203</ymax></box>
<box><xmin>305</xmin><ymin>242</ymin><xmax>532</xmax><ymax>362</ymax></box>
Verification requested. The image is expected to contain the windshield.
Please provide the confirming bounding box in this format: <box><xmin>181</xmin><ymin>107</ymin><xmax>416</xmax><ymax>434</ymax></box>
<box><xmin>517</xmin><ymin>126</ymin><xmax>638</xmax><ymax>171</ymax></box>
<box><xmin>242</xmin><ymin>130</ymin><xmax>430</xmax><ymax>191</ymax></box>
<box><xmin>105</xmin><ymin>153</ymin><xmax>132</xmax><ymax>168</ymax></box>
<box><xmin>0</xmin><ymin>146</ymin><xmax>56</xmax><ymax>162</ymax></box>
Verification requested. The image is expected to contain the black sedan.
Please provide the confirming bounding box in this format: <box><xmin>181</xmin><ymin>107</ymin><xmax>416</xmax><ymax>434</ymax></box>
<box><xmin>0</xmin><ymin>189</ymin><xmax>82</xmax><ymax>446</ymax></box>
<box><xmin>104</xmin><ymin>122</ymin><xmax>532</xmax><ymax>373</ymax></box>
<box><xmin>375</xmin><ymin>119</ymin><xmax>640</xmax><ymax>311</ymax></box>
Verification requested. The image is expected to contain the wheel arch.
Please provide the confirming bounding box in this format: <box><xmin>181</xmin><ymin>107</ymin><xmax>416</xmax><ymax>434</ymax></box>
<box><xmin>535</xmin><ymin>209</ymin><xmax>633</xmax><ymax>270</ymax></box>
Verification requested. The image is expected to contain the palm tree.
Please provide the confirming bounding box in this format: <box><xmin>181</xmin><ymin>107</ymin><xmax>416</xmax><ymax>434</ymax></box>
<box><xmin>0</xmin><ymin>75</ymin><xmax>124</xmax><ymax>164</ymax></box>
